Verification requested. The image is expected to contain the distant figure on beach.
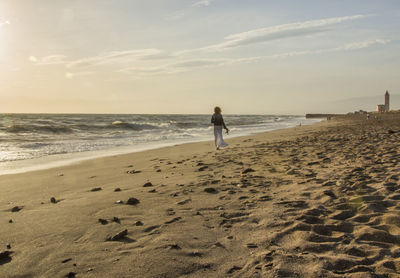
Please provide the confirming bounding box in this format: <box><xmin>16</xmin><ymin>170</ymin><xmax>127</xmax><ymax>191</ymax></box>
<box><xmin>211</xmin><ymin>106</ymin><xmax>229</xmax><ymax>150</ymax></box>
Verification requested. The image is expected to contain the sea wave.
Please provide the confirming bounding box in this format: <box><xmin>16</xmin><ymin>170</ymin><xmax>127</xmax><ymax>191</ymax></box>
<box><xmin>0</xmin><ymin>114</ymin><xmax>318</xmax><ymax>165</ymax></box>
<box><xmin>19</xmin><ymin>142</ymin><xmax>51</xmax><ymax>149</ymax></box>
<box><xmin>171</xmin><ymin>122</ymin><xmax>205</xmax><ymax>128</ymax></box>
<box><xmin>110</xmin><ymin>121</ymin><xmax>160</xmax><ymax>131</ymax></box>
<box><xmin>6</xmin><ymin>124</ymin><xmax>74</xmax><ymax>134</ymax></box>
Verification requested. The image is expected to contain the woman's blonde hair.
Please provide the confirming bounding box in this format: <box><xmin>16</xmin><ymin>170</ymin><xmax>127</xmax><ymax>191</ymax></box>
<box><xmin>214</xmin><ymin>106</ymin><xmax>221</xmax><ymax>114</ymax></box>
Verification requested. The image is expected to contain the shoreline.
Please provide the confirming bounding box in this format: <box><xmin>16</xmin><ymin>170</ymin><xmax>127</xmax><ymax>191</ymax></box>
<box><xmin>1</xmin><ymin>113</ymin><xmax>400</xmax><ymax>277</ymax></box>
<box><xmin>0</xmin><ymin>119</ymin><xmax>320</xmax><ymax>176</ymax></box>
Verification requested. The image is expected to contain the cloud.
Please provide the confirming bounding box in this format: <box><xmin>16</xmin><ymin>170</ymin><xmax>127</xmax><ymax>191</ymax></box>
<box><xmin>0</xmin><ymin>20</ymin><xmax>10</xmax><ymax>28</ymax></box>
<box><xmin>119</xmin><ymin>39</ymin><xmax>390</xmax><ymax>76</ymax></box>
<box><xmin>335</xmin><ymin>39</ymin><xmax>391</xmax><ymax>51</ymax></box>
<box><xmin>167</xmin><ymin>0</ymin><xmax>213</xmax><ymax>21</ymax></box>
<box><xmin>179</xmin><ymin>14</ymin><xmax>371</xmax><ymax>54</ymax></box>
<box><xmin>64</xmin><ymin>71</ymin><xmax>94</xmax><ymax>79</ymax></box>
<box><xmin>192</xmin><ymin>0</ymin><xmax>212</xmax><ymax>7</ymax></box>
<box><xmin>165</xmin><ymin>10</ymin><xmax>186</xmax><ymax>20</ymax></box>
<box><xmin>31</xmin><ymin>49</ymin><xmax>172</xmax><ymax>68</ymax></box>
<box><xmin>66</xmin><ymin>49</ymin><xmax>172</xmax><ymax>68</ymax></box>
<box><xmin>35</xmin><ymin>55</ymin><xmax>67</xmax><ymax>65</ymax></box>
<box><xmin>28</xmin><ymin>56</ymin><xmax>38</xmax><ymax>63</ymax></box>
<box><xmin>31</xmin><ymin>38</ymin><xmax>389</xmax><ymax>78</ymax></box>
<box><xmin>119</xmin><ymin>58</ymin><xmax>228</xmax><ymax>76</ymax></box>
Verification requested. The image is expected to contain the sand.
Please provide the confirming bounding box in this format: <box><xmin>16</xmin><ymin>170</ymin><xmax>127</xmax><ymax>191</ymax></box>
<box><xmin>1</xmin><ymin>113</ymin><xmax>400</xmax><ymax>277</ymax></box>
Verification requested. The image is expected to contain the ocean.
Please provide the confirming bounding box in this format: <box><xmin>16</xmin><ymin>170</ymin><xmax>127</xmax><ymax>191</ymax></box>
<box><xmin>0</xmin><ymin>114</ymin><xmax>320</xmax><ymax>174</ymax></box>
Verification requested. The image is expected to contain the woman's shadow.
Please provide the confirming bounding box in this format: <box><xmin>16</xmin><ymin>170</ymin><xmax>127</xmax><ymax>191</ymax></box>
<box><xmin>0</xmin><ymin>251</ymin><xmax>13</xmax><ymax>265</ymax></box>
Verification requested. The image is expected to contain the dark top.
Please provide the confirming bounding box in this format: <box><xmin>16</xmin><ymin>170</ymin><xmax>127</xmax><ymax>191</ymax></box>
<box><xmin>211</xmin><ymin>113</ymin><xmax>227</xmax><ymax>129</ymax></box>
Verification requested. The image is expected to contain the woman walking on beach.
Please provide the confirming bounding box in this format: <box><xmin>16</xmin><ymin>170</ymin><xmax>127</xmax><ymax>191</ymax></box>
<box><xmin>211</xmin><ymin>106</ymin><xmax>229</xmax><ymax>150</ymax></box>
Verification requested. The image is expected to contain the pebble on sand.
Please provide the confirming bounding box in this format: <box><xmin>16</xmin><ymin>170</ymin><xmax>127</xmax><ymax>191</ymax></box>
<box><xmin>11</xmin><ymin>206</ymin><xmax>22</xmax><ymax>212</ymax></box>
<box><xmin>90</xmin><ymin>187</ymin><xmax>102</xmax><ymax>192</ymax></box>
<box><xmin>204</xmin><ymin>187</ymin><xmax>218</xmax><ymax>194</ymax></box>
<box><xmin>106</xmin><ymin>229</ymin><xmax>128</xmax><ymax>241</ymax></box>
<box><xmin>61</xmin><ymin>258</ymin><xmax>72</xmax><ymax>263</ymax></box>
<box><xmin>98</xmin><ymin>218</ymin><xmax>108</xmax><ymax>225</ymax></box>
<box><xmin>50</xmin><ymin>197</ymin><xmax>57</xmax><ymax>203</ymax></box>
<box><xmin>114</xmin><ymin>188</ymin><xmax>121</xmax><ymax>192</ymax></box>
<box><xmin>127</xmin><ymin>197</ymin><xmax>140</xmax><ymax>205</ymax></box>
<box><xmin>143</xmin><ymin>182</ymin><xmax>153</xmax><ymax>187</ymax></box>
<box><xmin>198</xmin><ymin>166</ymin><xmax>208</xmax><ymax>171</ymax></box>
<box><xmin>242</xmin><ymin>168</ymin><xmax>255</xmax><ymax>174</ymax></box>
<box><xmin>112</xmin><ymin>217</ymin><xmax>120</xmax><ymax>223</ymax></box>
<box><xmin>126</xmin><ymin>170</ymin><xmax>141</xmax><ymax>174</ymax></box>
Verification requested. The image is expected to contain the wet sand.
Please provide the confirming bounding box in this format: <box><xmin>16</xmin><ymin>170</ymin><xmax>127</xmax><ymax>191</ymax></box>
<box><xmin>1</xmin><ymin>113</ymin><xmax>400</xmax><ymax>277</ymax></box>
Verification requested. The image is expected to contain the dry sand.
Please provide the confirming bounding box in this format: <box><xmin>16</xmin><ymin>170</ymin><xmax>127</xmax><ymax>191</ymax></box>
<box><xmin>1</xmin><ymin>114</ymin><xmax>400</xmax><ymax>277</ymax></box>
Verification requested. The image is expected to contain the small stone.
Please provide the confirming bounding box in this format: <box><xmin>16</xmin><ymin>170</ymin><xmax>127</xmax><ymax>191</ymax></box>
<box><xmin>214</xmin><ymin>242</ymin><xmax>225</xmax><ymax>248</ymax></box>
<box><xmin>6</xmin><ymin>244</ymin><xmax>11</xmax><ymax>249</ymax></box>
<box><xmin>143</xmin><ymin>182</ymin><xmax>153</xmax><ymax>187</ymax></box>
<box><xmin>112</xmin><ymin>217</ymin><xmax>120</xmax><ymax>223</ymax></box>
<box><xmin>127</xmin><ymin>197</ymin><xmax>140</xmax><ymax>205</ymax></box>
<box><xmin>247</xmin><ymin>243</ymin><xmax>258</xmax><ymax>248</ymax></box>
<box><xmin>58</xmin><ymin>173</ymin><xmax>64</xmax><ymax>176</ymax></box>
<box><xmin>50</xmin><ymin>197</ymin><xmax>57</xmax><ymax>203</ymax></box>
<box><xmin>127</xmin><ymin>170</ymin><xmax>141</xmax><ymax>174</ymax></box>
<box><xmin>115</xmin><ymin>200</ymin><xmax>124</xmax><ymax>204</ymax></box>
<box><xmin>87</xmin><ymin>268</ymin><xmax>94</xmax><ymax>272</ymax></box>
<box><xmin>98</xmin><ymin>218</ymin><xmax>108</xmax><ymax>225</ymax></box>
<box><xmin>135</xmin><ymin>221</ymin><xmax>143</xmax><ymax>226</ymax></box>
<box><xmin>198</xmin><ymin>166</ymin><xmax>208</xmax><ymax>171</ymax></box>
<box><xmin>204</xmin><ymin>187</ymin><xmax>218</xmax><ymax>194</ymax></box>
<box><xmin>91</xmin><ymin>187</ymin><xmax>102</xmax><ymax>192</ymax></box>
<box><xmin>168</xmin><ymin>244</ymin><xmax>181</xmax><ymax>250</ymax></box>
<box><xmin>156</xmin><ymin>169</ymin><xmax>162</xmax><ymax>172</ymax></box>
<box><xmin>66</xmin><ymin>272</ymin><xmax>76</xmax><ymax>278</ymax></box>
<box><xmin>148</xmin><ymin>189</ymin><xmax>156</xmax><ymax>193</ymax></box>
<box><xmin>242</xmin><ymin>168</ymin><xmax>255</xmax><ymax>174</ymax></box>
<box><xmin>106</xmin><ymin>229</ymin><xmax>128</xmax><ymax>241</ymax></box>
<box><xmin>8</xmin><ymin>219</ymin><xmax>13</xmax><ymax>223</ymax></box>
<box><xmin>61</xmin><ymin>258</ymin><xmax>72</xmax><ymax>263</ymax></box>
<box><xmin>114</xmin><ymin>188</ymin><xmax>121</xmax><ymax>192</ymax></box>
<box><xmin>11</xmin><ymin>206</ymin><xmax>22</xmax><ymax>212</ymax></box>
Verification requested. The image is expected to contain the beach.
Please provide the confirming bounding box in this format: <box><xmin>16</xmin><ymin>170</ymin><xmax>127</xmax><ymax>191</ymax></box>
<box><xmin>1</xmin><ymin>113</ymin><xmax>400</xmax><ymax>277</ymax></box>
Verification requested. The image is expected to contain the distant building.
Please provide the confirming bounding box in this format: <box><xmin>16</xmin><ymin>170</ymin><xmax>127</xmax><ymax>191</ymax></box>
<box><xmin>376</xmin><ymin>90</ymin><xmax>390</xmax><ymax>112</ymax></box>
<box><xmin>377</xmin><ymin>104</ymin><xmax>386</xmax><ymax>113</ymax></box>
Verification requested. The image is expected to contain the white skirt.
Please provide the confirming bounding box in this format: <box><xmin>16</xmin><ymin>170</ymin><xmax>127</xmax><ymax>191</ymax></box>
<box><xmin>214</xmin><ymin>125</ymin><xmax>228</xmax><ymax>148</ymax></box>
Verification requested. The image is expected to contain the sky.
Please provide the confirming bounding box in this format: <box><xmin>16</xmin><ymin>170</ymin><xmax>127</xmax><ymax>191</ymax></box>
<box><xmin>0</xmin><ymin>0</ymin><xmax>399</xmax><ymax>114</ymax></box>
